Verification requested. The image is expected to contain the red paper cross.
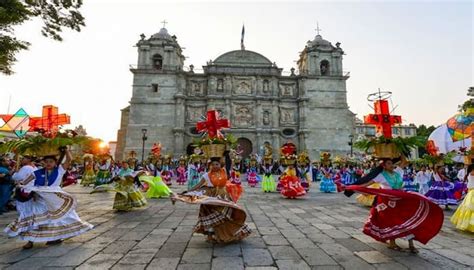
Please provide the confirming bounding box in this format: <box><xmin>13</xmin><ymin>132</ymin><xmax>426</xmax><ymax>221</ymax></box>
<box><xmin>196</xmin><ymin>110</ymin><xmax>230</xmax><ymax>138</ymax></box>
<box><xmin>363</xmin><ymin>99</ymin><xmax>401</xmax><ymax>139</ymax></box>
<box><xmin>29</xmin><ymin>105</ymin><xmax>70</xmax><ymax>137</ymax></box>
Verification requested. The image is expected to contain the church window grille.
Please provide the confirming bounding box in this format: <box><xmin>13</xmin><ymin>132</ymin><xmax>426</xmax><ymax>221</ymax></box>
<box><xmin>320</xmin><ymin>60</ymin><xmax>330</xmax><ymax>75</ymax></box>
<box><xmin>152</xmin><ymin>54</ymin><xmax>163</xmax><ymax>70</ymax></box>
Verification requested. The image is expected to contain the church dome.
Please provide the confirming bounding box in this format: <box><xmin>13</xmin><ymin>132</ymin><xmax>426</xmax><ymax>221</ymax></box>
<box><xmin>213</xmin><ymin>50</ymin><xmax>273</xmax><ymax>67</ymax></box>
<box><xmin>308</xmin><ymin>34</ymin><xmax>333</xmax><ymax>48</ymax></box>
<box><xmin>151</xmin><ymin>27</ymin><xmax>173</xmax><ymax>41</ymax></box>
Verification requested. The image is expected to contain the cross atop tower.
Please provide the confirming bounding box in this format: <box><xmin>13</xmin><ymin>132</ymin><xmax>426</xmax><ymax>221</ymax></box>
<box><xmin>161</xmin><ymin>20</ymin><xmax>168</xmax><ymax>28</ymax></box>
<box><xmin>315</xmin><ymin>22</ymin><xmax>322</xmax><ymax>36</ymax></box>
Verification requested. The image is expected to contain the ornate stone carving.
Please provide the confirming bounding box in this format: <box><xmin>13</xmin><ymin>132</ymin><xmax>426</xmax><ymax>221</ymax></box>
<box><xmin>233</xmin><ymin>104</ymin><xmax>254</xmax><ymax>127</ymax></box>
<box><xmin>280</xmin><ymin>107</ymin><xmax>297</xmax><ymax>124</ymax></box>
<box><xmin>186</xmin><ymin>106</ymin><xmax>205</xmax><ymax>122</ymax></box>
<box><xmin>189</xmin><ymin>81</ymin><xmax>205</xmax><ymax>96</ymax></box>
<box><xmin>262</xmin><ymin>80</ymin><xmax>270</xmax><ymax>93</ymax></box>
<box><xmin>263</xmin><ymin>110</ymin><xmax>271</xmax><ymax>125</ymax></box>
<box><xmin>217</xmin><ymin>79</ymin><xmax>224</xmax><ymax>92</ymax></box>
<box><xmin>232</xmin><ymin>76</ymin><xmax>254</xmax><ymax>95</ymax></box>
<box><xmin>279</xmin><ymin>83</ymin><xmax>295</xmax><ymax>97</ymax></box>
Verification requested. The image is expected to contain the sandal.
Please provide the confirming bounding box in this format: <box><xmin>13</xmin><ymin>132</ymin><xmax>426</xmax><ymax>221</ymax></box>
<box><xmin>409</xmin><ymin>247</ymin><xmax>419</xmax><ymax>254</ymax></box>
<box><xmin>387</xmin><ymin>244</ymin><xmax>402</xmax><ymax>251</ymax></box>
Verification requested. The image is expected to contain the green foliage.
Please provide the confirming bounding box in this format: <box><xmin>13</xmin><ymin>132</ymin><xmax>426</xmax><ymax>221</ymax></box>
<box><xmin>0</xmin><ymin>0</ymin><xmax>85</xmax><ymax>74</ymax></box>
<box><xmin>354</xmin><ymin>136</ymin><xmax>425</xmax><ymax>157</ymax></box>
<box><xmin>193</xmin><ymin>134</ymin><xmax>238</xmax><ymax>148</ymax></box>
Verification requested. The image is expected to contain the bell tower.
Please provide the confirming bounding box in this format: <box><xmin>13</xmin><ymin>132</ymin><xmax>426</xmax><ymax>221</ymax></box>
<box><xmin>297</xmin><ymin>25</ymin><xmax>355</xmax><ymax>157</ymax></box>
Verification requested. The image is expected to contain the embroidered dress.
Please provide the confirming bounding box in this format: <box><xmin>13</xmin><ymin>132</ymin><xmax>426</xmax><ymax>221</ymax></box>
<box><xmin>5</xmin><ymin>166</ymin><xmax>93</xmax><ymax>242</ymax></box>
<box><xmin>424</xmin><ymin>173</ymin><xmax>458</xmax><ymax>206</ymax></box>
<box><xmin>402</xmin><ymin>173</ymin><xmax>418</xmax><ymax>192</ymax></box>
<box><xmin>112</xmin><ymin>177</ymin><xmax>147</xmax><ymax>211</ymax></box>
<box><xmin>95</xmin><ymin>160</ymin><xmax>112</xmax><ymax>186</ymax></box>
<box><xmin>261</xmin><ymin>165</ymin><xmax>276</xmax><ymax>192</ymax></box>
<box><xmin>450</xmin><ymin>175</ymin><xmax>474</xmax><ymax>232</ymax></box>
<box><xmin>414</xmin><ymin>171</ymin><xmax>431</xmax><ymax>195</ymax></box>
<box><xmin>140</xmin><ymin>175</ymin><xmax>172</xmax><ymax>199</ymax></box>
<box><xmin>247</xmin><ymin>167</ymin><xmax>258</xmax><ymax>187</ymax></box>
<box><xmin>81</xmin><ymin>160</ymin><xmax>96</xmax><ymax>186</ymax></box>
<box><xmin>347</xmin><ymin>167</ymin><xmax>444</xmax><ymax>244</ymax></box>
<box><xmin>173</xmin><ymin>168</ymin><xmax>251</xmax><ymax>243</ymax></box>
<box><xmin>320</xmin><ymin>171</ymin><xmax>337</xmax><ymax>193</ymax></box>
<box><xmin>176</xmin><ymin>166</ymin><xmax>187</xmax><ymax>185</ymax></box>
<box><xmin>280</xmin><ymin>168</ymin><xmax>306</xmax><ymax>198</ymax></box>
<box><xmin>298</xmin><ymin>166</ymin><xmax>312</xmax><ymax>192</ymax></box>
<box><xmin>187</xmin><ymin>164</ymin><xmax>201</xmax><ymax>190</ymax></box>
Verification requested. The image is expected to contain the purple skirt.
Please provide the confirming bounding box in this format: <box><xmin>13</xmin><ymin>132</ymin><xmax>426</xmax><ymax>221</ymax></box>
<box><xmin>425</xmin><ymin>181</ymin><xmax>458</xmax><ymax>205</ymax></box>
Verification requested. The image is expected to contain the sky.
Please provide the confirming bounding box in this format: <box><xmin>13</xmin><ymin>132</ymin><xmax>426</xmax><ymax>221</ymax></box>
<box><xmin>0</xmin><ymin>0</ymin><xmax>472</xmax><ymax>142</ymax></box>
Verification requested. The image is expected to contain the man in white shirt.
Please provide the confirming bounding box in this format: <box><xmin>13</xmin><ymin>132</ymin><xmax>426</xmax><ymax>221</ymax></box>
<box><xmin>457</xmin><ymin>164</ymin><xmax>466</xmax><ymax>182</ymax></box>
<box><xmin>12</xmin><ymin>156</ymin><xmax>37</xmax><ymax>186</ymax></box>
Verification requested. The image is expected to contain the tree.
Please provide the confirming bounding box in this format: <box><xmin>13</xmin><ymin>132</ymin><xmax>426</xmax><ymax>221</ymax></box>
<box><xmin>416</xmin><ymin>124</ymin><xmax>437</xmax><ymax>156</ymax></box>
<box><xmin>0</xmin><ymin>0</ymin><xmax>85</xmax><ymax>75</ymax></box>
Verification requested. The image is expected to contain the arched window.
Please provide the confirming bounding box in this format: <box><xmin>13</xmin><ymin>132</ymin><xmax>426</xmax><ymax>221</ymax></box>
<box><xmin>152</xmin><ymin>54</ymin><xmax>163</xmax><ymax>70</ymax></box>
<box><xmin>320</xmin><ymin>60</ymin><xmax>330</xmax><ymax>75</ymax></box>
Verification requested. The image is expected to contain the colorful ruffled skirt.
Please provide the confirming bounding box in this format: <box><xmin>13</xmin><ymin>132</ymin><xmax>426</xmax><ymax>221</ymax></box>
<box><xmin>81</xmin><ymin>169</ymin><xmax>96</xmax><ymax>186</ymax></box>
<box><xmin>140</xmin><ymin>176</ymin><xmax>172</xmax><ymax>199</ymax></box>
<box><xmin>95</xmin><ymin>170</ymin><xmax>111</xmax><ymax>186</ymax></box>
<box><xmin>261</xmin><ymin>174</ymin><xmax>276</xmax><ymax>192</ymax></box>
<box><xmin>320</xmin><ymin>177</ymin><xmax>336</xmax><ymax>193</ymax></box>
<box><xmin>113</xmin><ymin>185</ymin><xmax>147</xmax><ymax>211</ymax></box>
<box><xmin>403</xmin><ymin>178</ymin><xmax>419</xmax><ymax>192</ymax></box>
<box><xmin>247</xmin><ymin>172</ymin><xmax>258</xmax><ymax>187</ymax></box>
<box><xmin>450</xmin><ymin>189</ymin><xmax>474</xmax><ymax>232</ymax></box>
<box><xmin>356</xmin><ymin>183</ymin><xmax>381</xmax><ymax>206</ymax></box>
<box><xmin>425</xmin><ymin>181</ymin><xmax>458</xmax><ymax>206</ymax></box>
<box><xmin>4</xmin><ymin>187</ymin><xmax>93</xmax><ymax>242</ymax></box>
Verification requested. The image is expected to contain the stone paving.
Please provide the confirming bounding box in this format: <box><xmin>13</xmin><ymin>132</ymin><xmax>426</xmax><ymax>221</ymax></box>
<box><xmin>0</xmin><ymin>182</ymin><xmax>473</xmax><ymax>270</ymax></box>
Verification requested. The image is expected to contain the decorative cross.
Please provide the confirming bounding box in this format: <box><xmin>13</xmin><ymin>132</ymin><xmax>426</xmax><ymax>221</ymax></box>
<box><xmin>161</xmin><ymin>20</ymin><xmax>168</xmax><ymax>28</ymax></box>
<box><xmin>0</xmin><ymin>108</ymin><xmax>30</xmax><ymax>138</ymax></box>
<box><xmin>29</xmin><ymin>105</ymin><xmax>70</xmax><ymax>137</ymax></box>
<box><xmin>315</xmin><ymin>22</ymin><xmax>322</xmax><ymax>36</ymax></box>
<box><xmin>196</xmin><ymin>110</ymin><xmax>230</xmax><ymax>138</ymax></box>
<box><xmin>363</xmin><ymin>96</ymin><xmax>401</xmax><ymax>139</ymax></box>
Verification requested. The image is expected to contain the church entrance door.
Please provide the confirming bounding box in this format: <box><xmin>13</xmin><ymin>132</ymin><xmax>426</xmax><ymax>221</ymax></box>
<box><xmin>237</xmin><ymin>138</ymin><xmax>253</xmax><ymax>158</ymax></box>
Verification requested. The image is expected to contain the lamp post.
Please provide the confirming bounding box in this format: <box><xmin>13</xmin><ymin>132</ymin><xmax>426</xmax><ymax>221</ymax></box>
<box><xmin>348</xmin><ymin>134</ymin><xmax>354</xmax><ymax>157</ymax></box>
<box><xmin>141</xmin><ymin>129</ymin><xmax>148</xmax><ymax>165</ymax></box>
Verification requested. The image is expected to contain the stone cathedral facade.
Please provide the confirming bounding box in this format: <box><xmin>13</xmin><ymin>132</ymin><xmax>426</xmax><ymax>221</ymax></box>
<box><xmin>115</xmin><ymin>27</ymin><xmax>355</xmax><ymax>160</ymax></box>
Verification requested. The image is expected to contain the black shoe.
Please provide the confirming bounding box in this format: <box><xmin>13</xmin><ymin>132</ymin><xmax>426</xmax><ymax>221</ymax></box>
<box><xmin>46</xmin><ymin>240</ymin><xmax>63</xmax><ymax>245</ymax></box>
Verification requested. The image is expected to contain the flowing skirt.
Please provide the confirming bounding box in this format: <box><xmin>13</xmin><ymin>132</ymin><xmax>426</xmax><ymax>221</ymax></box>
<box><xmin>403</xmin><ymin>177</ymin><xmax>419</xmax><ymax>192</ymax></box>
<box><xmin>346</xmin><ymin>186</ymin><xmax>444</xmax><ymax>244</ymax></box>
<box><xmin>81</xmin><ymin>169</ymin><xmax>96</xmax><ymax>186</ymax></box>
<box><xmin>247</xmin><ymin>172</ymin><xmax>258</xmax><ymax>187</ymax></box>
<box><xmin>425</xmin><ymin>181</ymin><xmax>458</xmax><ymax>206</ymax></box>
<box><xmin>140</xmin><ymin>176</ymin><xmax>172</xmax><ymax>199</ymax></box>
<box><xmin>188</xmin><ymin>175</ymin><xmax>200</xmax><ymax>190</ymax></box>
<box><xmin>95</xmin><ymin>170</ymin><xmax>111</xmax><ymax>186</ymax></box>
<box><xmin>280</xmin><ymin>176</ymin><xmax>306</xmax><ymax>198</ymax></box>
<box><xmin>320</xmin><ymin>177</ymin><xmax>336</xmax><ymax>193</ymax></box>
<box><xmin>450</xmin><ymin>189</ymin><xmax>474</xmax><ymax>232</ymax></box>
<box><xmin>261</xmin><ymin>174</ymin><xmax>276</xmax><ymax>192</ymax></box>
<box><xmin>113</xmin><ymin>186</ymin><xmax>147</xmax><ymax>211</ymax></box>
<box><xmin>356</xmin><ymin>183</ymin><xmax>381</xmax><ymax>207</ymax></box>
<box><xmin>172</xmin><ymin>188</ymin><xmax>251</xmax><ymax>243</ymax></box>
<box><xmin>4</xmin><ymin>187</ymin><xmax>93</xmax><ymax>242</ymax></box>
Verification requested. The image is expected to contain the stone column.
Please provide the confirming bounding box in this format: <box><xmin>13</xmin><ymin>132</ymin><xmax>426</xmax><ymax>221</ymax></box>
<box><xmin>271</xmin><ymin>133</ymin><xmax>279</xmax><ymax>160</ymax></box>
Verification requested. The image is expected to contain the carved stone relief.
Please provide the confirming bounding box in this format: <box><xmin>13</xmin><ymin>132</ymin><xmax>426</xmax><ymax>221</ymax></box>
<box><xmin>280</xmin><ymin>107</ymin><xmax>297</xmax><ymax>124</ymax></box>
<box><xmin>279</xmin><ymin>82</ymin><xmax>295</xmax><ymax>97</ymax></box>
<box><xmin>186</xmin><ymin>106</ymin><xmax>205</xmax><ymax>122</ymax></box>
<box><xmin>233</xmin><ymin>104</ymin><xmax>254</xmax><ymax>127</ymax></box>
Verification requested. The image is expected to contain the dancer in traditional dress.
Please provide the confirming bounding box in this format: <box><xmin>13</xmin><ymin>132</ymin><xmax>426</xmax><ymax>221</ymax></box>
<box><xmin>176</xmin><ymin>156</ymin><xmax>187</xmax><ymax>185</ymax></box>
<box><xmin>6</xmin><ymin>149</ymin><xmax>93</xmax><ymax>249</ymax></box>
<box><xmin>450</xmin><ymin>163</ymin><xmax>474</xmax><ymax>232</ymax></box>
<box><xmin>402</xmin><ymin>171</ymin><xmax>418</xmax><ymax>192</ymax></box>
<box><xmin>188</xmin><ymin>154</ymin><xmax>202</xmax><ymax>190</ymax></box>
<box><xmin>230</xmin><ymin>156</ymin><xmax>242</xmax><ymax>185</ymax></box>
<box><xmin>160</xmin><ymin>155</ymin><xmax>173</xmax><ymax>186</ymax></box>
<box><xmin>95</xmin><ymin>155</ymin><xmax>112</xmax><ymax>186</ymax></box>
<box><xmin>261</xmin><ymin>157</ymin><xmax>276</xmax><ymax>192</ymax></box>
<box><xmin>424</xmin><ymin>165</ymin><xmax>458</xmax><ymax>209</ymax></box>
<box><xmin>81</xmin><ymin>154</ymin><xmax>96</xmax><ymax>186</ymax></box>
<box><xmin>279</xmin><ymin>143</ymin><xmax>306</xmax><ymax>199</ymax></box>
<box><xmin>320</xmin><ymin>167</ymin><xmax>337</xmax><ymax>193</ymax></box>
<box><xmin>344</xmin><ymin>157</ymin><xmax>444</xmax><ymax>253</ymax></box>
<box><xmin>297</xmin><ymin>152</ymin><xmax>312</xmax><ymax>192</ymax></box>
<box><xmin>172</xmin><ymin>155</ymin><xmax>251</xmax><ymax>243</ymax></box>
<box><xmin>246</xmin><ymin>155</ymin><xmax>259</xmax><ymax>187</ymax></box>
<box><xmin>414</xmin><ymin>166</ymin><xmax>431</xmax><ymax>195</ymax></box>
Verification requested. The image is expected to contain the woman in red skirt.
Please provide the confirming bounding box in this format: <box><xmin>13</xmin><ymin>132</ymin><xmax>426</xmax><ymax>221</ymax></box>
<box><xmin>344</xmin><ymin>157</ymin><xmax>444</xmax><ymax>253</ymax></box>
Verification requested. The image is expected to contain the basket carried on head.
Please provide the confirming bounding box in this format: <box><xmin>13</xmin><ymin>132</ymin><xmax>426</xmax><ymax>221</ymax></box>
<box><xmin>374</xmin><ymin>143</ymin><xmax>400</xmax><ymax>159</ymax></box>
<box><xmin>202</xmin><ymin>144</ymin><xmax>226</xmax><ymax>158</ymax></box>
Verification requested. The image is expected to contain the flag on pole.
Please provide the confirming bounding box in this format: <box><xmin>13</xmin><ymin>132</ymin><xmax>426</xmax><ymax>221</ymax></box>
<box><xmin>241</xmin><ymin>24</ymin><xmax>245</xmax><ymax>50</ymax></box>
